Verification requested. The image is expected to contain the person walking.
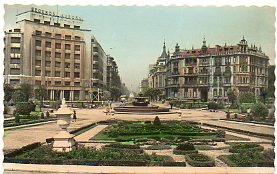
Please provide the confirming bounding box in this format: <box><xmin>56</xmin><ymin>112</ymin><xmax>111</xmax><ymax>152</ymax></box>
<box><xmin>73</xmin><ymin>110</ymin><xmax>77</xmax><ymax>122</ymax></box>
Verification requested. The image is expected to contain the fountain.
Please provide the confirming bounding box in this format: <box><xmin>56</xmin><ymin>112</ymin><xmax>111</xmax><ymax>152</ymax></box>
<box><xmin>52</xmin><ymin>98</ymin><xmax>76</xmax><ymax>152</ymax></box>
<box><xmin>114</xmin><ymin>94</ymin><xmax>170</xmax><ymax>114</ymax></box>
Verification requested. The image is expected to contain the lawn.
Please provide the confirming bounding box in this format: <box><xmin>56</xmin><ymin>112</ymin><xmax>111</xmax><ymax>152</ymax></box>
<box><xmin>92</xmin><ymin>121</ymin><xmax>223</xmax><ymax>143</ymax></box>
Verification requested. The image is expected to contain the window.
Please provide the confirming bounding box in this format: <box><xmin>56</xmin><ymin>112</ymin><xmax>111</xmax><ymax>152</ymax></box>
<box><xmin>10</xmin><ymin>79</ymin><xmax>20</xmax><ymax>85</ymax></box>
<box><xmin>55</xmin><ymin>71</ymin><xmax>60</xmax><ymax>77</ymax></box>
<box><xmin>65</xmin><ymin>81</ymin><xmax>70</xmax><ymax>86</ymax></box>
<box><xmin>11</xmin><ymin>37</ymin><xmax>21</xmax><ymax>43</ymax></box>
<box><xmin>64</xmin><ymin>24</ymin><xmax>70</xmax><ymax>28</ymax></box>
<box><xmin>34</xmin><ymin>19</ymin><xmax>40</xmax><ymax>23</ymax></box>
<box><xmin>55</xmin><ymin>81</ymin><xmax>61</xmax><ymax>86</ymax></box>
<box><xmin>45</xmin><ymin>71</ymin><xmax>51</xmax><ymax>77</ymax></box>
<box><xmin>74</xmin><ymin>82</ymin><xmax>80</xmax><ymax>86</ymax></box>
<box><xmin>35</xmin><ymin>30</ymin><xmax>42</xmax><ymax>36</ymax></box>
<box><xmin>54</xmin><ymin>23</ymin><xmax>60</xmax><ymax>27</ymax></box>
<box><xmin>35</xmin><ymin>80</ymin><xmax>41</xmax><ymax>85</ymax></box>
<box><xmin>35</xmin><ymin>60</ymin><xmax>41</xmax><ymax>66</ymax></box>
<box><xmin>35</xmin><ymin>50</ymin><xmax>41</xmax><ymax>56</ymax></box>
<box><xmin>65</xmin><ymin>44</ymin><xmax>71</xmax><ymax>50</ymax></box>
<box><xmin>10</xmin><ymin>68</ymin><xmax>20</xmax><ymax>75</ymax></box>
<box><xmin>74</xmin><ymin>63</ymin><xmax>80</xmax><ymax>69</ymax></box>
<box><xmin>35</xmin><ymin>40</ymin><xmax>41</xmax><ymax>47</ymax></box>
<box><xmin>55</xmin><ymin>61</ymin><xmax>61</xmax><ymax>67</ymax></box>
<box><xmin>65</xmin><ymin>62</ymin><xmax>70</xmax><ymax>68</ymax></box>
<box><xmin>65</xmin><ymin>35</ymin><xmax>71</xmax><ymax>40</ymax></box>
<box><xmin>75</xmin><ymin>45</ymin><xmax>80</xmax><ymax>51</ymax></box>
<box><xmin>74</xmin><ymin>54</ymin><xmax>80</xmax><ymax>60</ymax></box>
<box><xmin>45</xmin><ymin>32</ymin><xmax>52</xmax><ymax>37</ymax></box>
<box><xmin>93</xmin><ymin>47</ymin><xmax>98</xmax><ymax>52</ymax></box>
<box><xmin>45</xmin><ymin>61</ymin><xmax>51</xmax><ymax>67</ymax></box>
<box><xmin>55</xmin><ymin>34</ymin><xmax>61</xmax><ymax>39</ymax></box>
<box><xmin>11</xmin><ymin>58</ymin><xmax>20</xmax><ymax>64</ymax></box>
<box><xmin>45</xmin><ymin>41</ymin><xmax>51</xmax><ymax>48</ymax></box>
<box><xmin>45</xmin><ymin>51</ymin><xmax>51</xmax><ymax>59</ymax></box>
<box><xmin>65</xmin><ymin>53</ymin><xmax>71</xmax><ymax>59</ymax></box>
<box><xmin>74</xmin><ymin>72</ymin><xmax>80</xmax><ymax>78</ymax></box>
<box><xmin>55</xmin><ymin>52</ymin><xmax>61</xmax><ymax>58</ymax></box>
<box><xmin>74</xmin><ymin>25</ymin><xmax>80</xmax><ymax>29</ymax></box>
<box><xmin>44</xmin><ymin>21</ymin><xmax>50</xmax><ymax>25</ymax></box>
<box><xmin>14</xmin><ymin>29</ymin><xmax>21</xmax><ymax>32</ymax></box>
<box><xmin>55</xmin><ymin>43</ymin><xmax>61</xmax><ymax>49</ymax></box>
<box><xmin>75</xmin><ymin>36</ymin><xmax>81</xmax><ymax>41</ymax></box>
<box><xmin>10</xmin><ymin>47</ymin><xmax>20</xmax><ymax>53</ymax></box>
<box><xmin>35</xmin><ymin>70</ymin><xmax>41</xmax><ymax>76</ymax></box>
<box><xmin>65</xmin><ymin>72</ymin><xmax>70</xmax><ymax>77</ymax></box>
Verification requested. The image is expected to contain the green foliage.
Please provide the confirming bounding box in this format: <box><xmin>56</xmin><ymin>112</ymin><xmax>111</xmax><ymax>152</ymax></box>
<box><xmin>13</xmin><ymin>83</ymin><xmax>33</xmax><ymax>104</ymax></box>
<box><xmin>153</xmin><ymin>116</ymin><xmax>161</xmax><ymax>127</ymax></box>
<box><xmin>15</xmin><ymin>102</ymin><xmax>35</xmax><ymax>115</ymax></box>
<box><xmin>251</xmin><ymin>102</ymin><xmax>269</xmax><ymax>120</ymax></box>
<box><xmin>207</xmin><ymin>102</ymin><xmax>221</xmax><ymax>110</ymax></box>
<box><xmin>107</xmin><ymin>86</ymin><xmax>122</xmax><ymax>101</ymax></box>
<box><xmin>14</xmin><ymin>113</ymin><xmax>20</xmax><ymax>123</ymax></box>
<box><xmin>239</xmin><ymin>93</ymin><xmax>256</xmax><ymax>103</ymax></box>
<box><xmin>4</xmin><ymin>83</ymin><xmax>14</xmax><ymax>102</ymax></box>
<box><xmin>227</xmin><ymin>88</ymin><xmax>238</xmax><ymax>105</ymax></box>
<box><xmin>34</xmin><ymin>85</ymin><xmax>46</xmax><ymax>110</ymax></box>
<box><xmin>185</xmin><ymin>153</ymin><xmax>215</xmax><ymax>167</ymax></box>
<box><xmin>49</xmin><ymin>100</ymin><xmax>60</xmax><ymax>109</ymax></box>
<box><xmin>240</xmin><ymin>103</ymin><xmax>254</xmax><ymax>113</ymax></box>
<box><xmin>229</xmin><ymin>143</ymin><xmax>263</xmax><ymax>153</ymax></box>
<box><xmin>267</xmin><ymin>65</ymin><xmax>275</xmax><ymax>98</ymax></box>
<box><xmin>175</xmin><ymin>142</ymin><xmax>195</xmax><ymax>151</ymax></box>
<box><xmin>142</xmin><ymin>87</ymin><xmax>162</xmax><ymax>101</ymax></box>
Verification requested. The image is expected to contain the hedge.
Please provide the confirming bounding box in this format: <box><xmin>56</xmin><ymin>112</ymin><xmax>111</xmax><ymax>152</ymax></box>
<box><xmin>185</xmin><ymin>154</ymin><xmax>215</xmax><ymax>167</ymax></box>
<box><xmin>5</xmin><ymin>142</ymin><xmax>41</xmax><ymax>158</ymax></box>
<box><xmin>229</xmin><ymin>143</ymin><xmax>264</xmax><ymax>153</ymax></box>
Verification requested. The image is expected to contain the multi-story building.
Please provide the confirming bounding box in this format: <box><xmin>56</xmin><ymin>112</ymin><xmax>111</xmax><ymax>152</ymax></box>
<box><xmin>4</xmin><ymin>7</ymin><xmax>110</xmax><ymax>101</ymax></box>
<box><xmin>91</xmin><ymin>36</ymin><xmax>107</xmax><ymax>91</ymax></box>
<box><xmin>106</xmin><ymin>55</ymin><xmax>118</xmax><ymax>88</ymax></box>
<box><xmin>165</xmin><ymin>37</ymin><xmax>269</xmax><ymax>101</ymax></box>
<box><xmin>147</xmin><ymin>42</ymin><xmax>169</xmax><ymax>98</ymax></box>
<box><xmin>139</xmin><ymin>78</ymin><xmax>149</xmax><ymax>92</ymax></box>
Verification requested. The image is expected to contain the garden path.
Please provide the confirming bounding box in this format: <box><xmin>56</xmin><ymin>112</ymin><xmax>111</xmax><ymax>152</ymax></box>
<box><xmin>75</xmin><ymin>124</ymin><xmax>109</xmax><ymax>142</ymax></box>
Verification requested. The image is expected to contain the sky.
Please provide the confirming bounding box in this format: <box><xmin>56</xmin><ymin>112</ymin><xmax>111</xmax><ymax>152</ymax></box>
<box><xmin>4</xmin><ymin>5</ymin><xmax>276</xmax><ymax>92</ymax></box>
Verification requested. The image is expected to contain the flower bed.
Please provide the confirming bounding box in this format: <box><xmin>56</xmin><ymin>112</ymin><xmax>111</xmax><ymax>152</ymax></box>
<box><xmin>144</xmin><ymin>144</ymin><xmax>172</xmax><ymax>150</ymax></box>
<box><xmin>173</xmin><ymin>142</ymin><xmax>198</xmax><ymax>155</ymax></box>
<box><xmin>185</xmin><ymin>154</ymin><xmax>215</xmax><ymax>167</ymax></box>
<box><xmin>229</xmin><ymin>143</ymin><xmax>264</xmax><ymax>153</ymax></box>
<box><xmin>218</xmin><ymin>149</ymin><xmax>274</xmax><ymax>167</ymax></box>
<box><xmin>4</xmin><ymin>145</ymin><xmax>181</xmax><ymax>166</ymax></box>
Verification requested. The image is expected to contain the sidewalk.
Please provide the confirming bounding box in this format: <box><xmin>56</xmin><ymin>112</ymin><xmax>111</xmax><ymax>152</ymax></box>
<box><xmin>3</xmin><ymin>163</ymin><xmax>275</xmax><ymax>174</ymax></box>
<box><xmin>75</xmin><ymin>124</ymin><xmax>108</xmax><ymax>142</ymax></box>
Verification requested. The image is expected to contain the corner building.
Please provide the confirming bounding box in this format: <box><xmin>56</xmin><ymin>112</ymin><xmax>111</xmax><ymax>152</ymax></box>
<box><xmin>165</xmin><ymin>37</ymin><xmax>269</xmax><ymax>101</ymax></box>
<box><xmin>4</xmin><ymin>8</ymin><xmax>108</xmax><ymax>101</ymax></box>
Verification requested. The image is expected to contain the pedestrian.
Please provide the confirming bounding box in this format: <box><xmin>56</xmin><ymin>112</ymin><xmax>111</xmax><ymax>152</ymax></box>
<box><xmin>169</xmin><ymin>100</ymin><xmax>173</xmax><ymax>109</ymax></box>
<box><xmin>73</xmin><ymin>110</ymin><xmax>77</xmax><ymax>122</ymax></box>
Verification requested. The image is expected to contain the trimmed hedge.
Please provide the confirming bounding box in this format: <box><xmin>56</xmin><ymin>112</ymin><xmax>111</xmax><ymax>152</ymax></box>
<box><xmin>185</xmin><ymin>153</ymin><xmax>215</xmax><ymax>167</ymax></box>
<box><xmin>173</xmin><ymin>149</ymin><xmax>198</xmax><ymax>155</ymax></box>
<box><xmin>5</xmin><ymin>142</ymin><xmax>41</xmax><ymax>158</ymax></box>
<box><xmin>229</xmin><ymin>143</ymin><xmax>264</xmax><ymax>153</ymax></box>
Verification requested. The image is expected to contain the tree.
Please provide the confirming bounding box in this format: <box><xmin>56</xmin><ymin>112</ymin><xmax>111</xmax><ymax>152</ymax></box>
<box><xmin>267</xmin><ymin>65</ymin><xmax>275</xmax><ymax>98</ymax></box>
<box><xmin>107</xmin><ymin>86</ymin><xmax>122</xmax><ymax>101</ymax></box>
<box><xmin>4</xmin><ymin>83</ymin><xmax>14</xmax><ymax>103</ymax></box>
<box><xmin>142</xmin><ymin>87</ymin><xmax>162</xmax><ymax>101</ymax></box>
<box><xmin>13</xmin><ymin>83</ymin><xmax>33</xmax><ymax>104</ymax></box>
<box><xmin>35</xmin><ymin>85</ymin><xmax>46</xmax><ymax>111</ymax></box>
<box><xmin>227</xmin><ymin>88</ymin><xmax>238</xmax><ymax>106</ymax></box>
<box><xmin>239</xmin><ymin>93</ymin><xmax>256</xmax><ymax>103</ymax></box>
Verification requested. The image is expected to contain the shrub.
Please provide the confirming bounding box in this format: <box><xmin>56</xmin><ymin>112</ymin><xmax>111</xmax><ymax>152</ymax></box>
<box><xmin>185</xmin><ymin>153</ymin><xmax>215</xmax><ymax>167</ymax></box>
<box><xmin>153</xmin><ymin>116</ymin><xmax>161</xmax><ymax>127</ymax></box>
<box><xmin>49</xmin><ymin>101</ymin><xmax>60</xmax><ymax>109</ymax></box>
<box><xmin>16</xmin><ymin>102</ymin><xmax>32</xmax><ymax>115</ymax></box>
<box><xmin>239</xmin><ymin>93</ymin><xmax>256</xmax><ymax>103</ymax></box>
<box><xmin>105</xmin><ymin>143</ymin><xmax>140</xmax><ymax>149</ymax></box>
<box><xmin>229</xmin><ymin>143</ymin><xmax>263</xmax><ymax>153</ymax></box>
<box><xmin>175</xmin><ymin>142</ymin><xmax>195</xmax><ymax>151</ymax></box>
<box><xmin>4</xmin><ymin>105</ymin><xmax>9</xmax><ymax>114</ymax></box>
<box><xmin>207</xmin><ymin>102</ymin><xmax>218</xmax><ymax>110</ymax></box>
<box><xmin>14</xmin><ymin>113</ymin><xmax>20</xmax><ymax>123</ymax></box>
<box><xmin>40</xmin><ymin>112</ymin><xmax>44</xmax><ymax>119</ymax></box>
<box><xmin>251</xmin><ymin>102</ymin><xmax>268</xmax><ymax>120</ymax></box>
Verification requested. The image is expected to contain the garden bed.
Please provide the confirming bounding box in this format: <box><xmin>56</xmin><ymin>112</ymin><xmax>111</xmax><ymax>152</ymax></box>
<box><xmin>185</xmin><ymin>153</ymin><xmax>215</xmax><ymax>167</ymax></box>
<box><xmin>228</xmin><ymin>142</ymin><xmax>264</xmax><ymax>153</ymax></box>
<box><xmin>218</xmin><ymin>149</ymin><xmax>274</xmax><ymax>167</ymax></box>
<box><xmin>4</xmin><ymin>145</ymin><xmax>186</xmax><ymax>166</ymax></box>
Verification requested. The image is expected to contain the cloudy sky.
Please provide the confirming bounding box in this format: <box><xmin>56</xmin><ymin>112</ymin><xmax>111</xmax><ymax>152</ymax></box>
<box><xmin>4</xmin><ymin>5</ymin><xmax>275</xmax><ymax>92</ymax></box>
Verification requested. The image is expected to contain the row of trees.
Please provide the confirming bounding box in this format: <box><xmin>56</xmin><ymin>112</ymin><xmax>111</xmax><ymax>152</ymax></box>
<box><xmin>141</xmin><ymin>87</ymin><xmax>162</xmax><ymax>101</ymax></box>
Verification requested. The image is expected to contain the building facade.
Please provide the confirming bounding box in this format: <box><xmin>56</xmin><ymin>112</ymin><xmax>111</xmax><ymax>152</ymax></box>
<box><xmin>4</xmin><ymin>7</ymin><xmax>110</xmax><ymax>101</ymax></box>
<box><xmin>147</xmin><ymin>42</ymin><xmax>169</xmax><ymax>98</ymax></box>
<box><xmin>147</xmin><ymin>37</ymin><xmax>269</xmax><ymax>102</ymax></box>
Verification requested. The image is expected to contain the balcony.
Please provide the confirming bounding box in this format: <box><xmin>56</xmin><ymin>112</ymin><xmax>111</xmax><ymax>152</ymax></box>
<box><xmin>9</xmin><ymin>64</ymin><xmax>20</xmax><ymax>69</ymax></box>
<box><xmin>10</xmin><ymin>53</ymin><xmax>21</xmax><ymax>58</ymax></box>
<box><xmin>10</xmin><ymin>43</ymin><xmax>21</xmax><ymax>48</ymax></box>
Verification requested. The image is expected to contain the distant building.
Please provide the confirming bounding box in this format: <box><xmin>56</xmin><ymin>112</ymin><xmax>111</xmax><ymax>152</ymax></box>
<box><xmin>140</xmin><ymin>78</ymin><xmax>149</xmax><ymax>92</ymax></box>
<box><xmin>147</xmin><ymin>41</ymin><xmax>169</xmax><ymax>98</ymax></box>
<box><xmin>4</xmin><ymin>7</ymin><xmax>111</xmax><ymax>101</ymax></box>
<box><xmin>147</xmin><ymin>37</ymin><xmax>269</xmax><ymax>101</ymax></box>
